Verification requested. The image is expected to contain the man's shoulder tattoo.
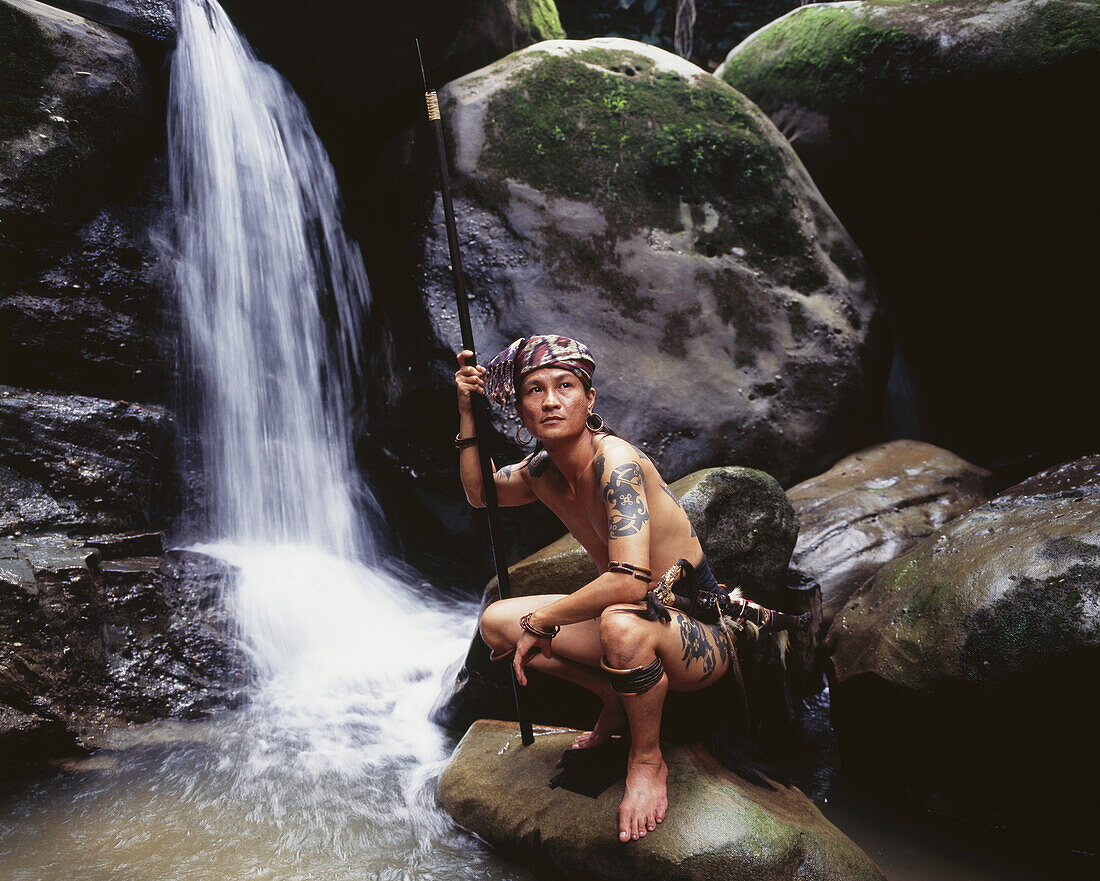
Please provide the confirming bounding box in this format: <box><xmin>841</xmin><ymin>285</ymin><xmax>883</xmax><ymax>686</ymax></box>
<box><xmin>602</xmin><ymin>460</ymin><xmax>649</xmax><ymax>538</ymax></box>
<box><xmin>526</xmin><ymin>449</ymin><xmax>551</xmax><ymax>478</ymax></box>
<box><xmin>593</xmin><ymin>453</ymin><xmax>606</xmax><ymax>484</ymax></box>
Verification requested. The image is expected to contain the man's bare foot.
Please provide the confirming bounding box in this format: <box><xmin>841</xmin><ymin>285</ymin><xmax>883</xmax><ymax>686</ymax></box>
<box><xmin>572</xmin><ymin>698</ymin><xmax>626</xmax><ymax>749</ymax></box>
<box><xmin>618</xmin><ymin>752</ymin><xmax>668</xmax><ymax>842</ymax></box>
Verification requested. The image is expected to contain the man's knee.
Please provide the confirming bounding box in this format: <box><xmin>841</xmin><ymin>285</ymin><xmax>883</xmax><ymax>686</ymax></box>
<box><xmin>479</xmin><ymin>600</ymin><xmax>510</xmax><ymax>650</ymax></box>
<box><xmin>599</xmin><ymin>606</ymin><xmax>652</xmax><ymax>659</ymax></box>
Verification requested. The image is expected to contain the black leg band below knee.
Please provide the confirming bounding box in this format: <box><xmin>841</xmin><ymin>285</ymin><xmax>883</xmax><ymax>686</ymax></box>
<box><xmin>601</xmin><ymin>655</ymin><xmax>664</xmax><ymax>694</ymax></box>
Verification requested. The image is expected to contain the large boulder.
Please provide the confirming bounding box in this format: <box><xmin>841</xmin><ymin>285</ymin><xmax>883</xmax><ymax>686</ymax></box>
<box><xmin>0</xmin><ymin>533</ymin><xmax>247</xmax><ymax>773</ymax></box>
<box><xmin>789</xmin><ymin>439</ymin><xmax>992</xmax><ymax>629</ymax></box>
<box><xmin>0</xmin><ymin>385</ymin><xmax>177</xmax><ymax>534</ymax></box>
<box><xmin>438</xmin><ymin>719</ymin><xmax>886</xmax><ymax>881</ymax></box>
<box><xmin>40</xmin><ymin>1</ymin><xmax>176</xmax><ymax>44</ymax></box>
<box><xmin>825</xmin><ymin>455</ymin><xmax>1100</xmax><ymax>847</ymax></box>
<box><xmin>433</xmin><ymin>466</ymin><xmax>800</xmax><ymax>735</ymax></box>
<box><xmin>0</xmin><ymin>0</ymin><xmax>151</xmax><ymax>271</ymax></box>
<box><xmin>717</xmin><ymin>0</ymin><xmax>1100</xmax><ymax>473</ymax></box>
<box><xmin>365</xmin><ymin>38</ymin><xmax>884</xmax><ymax>578</ymax></box>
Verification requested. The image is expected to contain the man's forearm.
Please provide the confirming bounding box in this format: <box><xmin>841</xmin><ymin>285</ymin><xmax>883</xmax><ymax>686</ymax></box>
<box><xmin>528</xmin><ymin>572</ymin><xmax>644</xmax><ymax>630</ymax></box>
<box><xmin>457</xmin><ymin>406</ymin><xmax>486</xmax><ymax>506</ymax></box>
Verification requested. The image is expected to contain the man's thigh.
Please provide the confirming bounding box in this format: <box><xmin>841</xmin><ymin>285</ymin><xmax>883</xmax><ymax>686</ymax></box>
<box><xmin>655</xmin><ymin>610</ymin><xmax>731</xmax><ymax>691</ymax></box>
<box><xmin>481</xmin><ymin>594</ymin><xmax>604</xmax><ymax>666</ymax></box>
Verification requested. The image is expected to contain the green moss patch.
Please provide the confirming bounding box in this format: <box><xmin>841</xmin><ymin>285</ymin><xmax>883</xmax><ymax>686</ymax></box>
<box><xmin>722</xmin><ymin>0</ymin><xmax>1100</xmax><ymax>113</ymax></box>
<box><xmin>720</xmin><ymin>3</ymin><xmax>930</xmax><ymax>114</ymax></box>
<box><xmin>478</xmin><ymin>49</ymin><xmax>805</xmax><ymax>261</ymax></box>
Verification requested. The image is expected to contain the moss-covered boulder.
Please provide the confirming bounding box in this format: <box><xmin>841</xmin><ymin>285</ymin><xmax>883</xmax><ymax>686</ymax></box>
<box><xmin>0</xmin><ymin>0</ymin><xmax>151</xmax><ymax>269</ymax></box>
<box><xmin>367</xmin><ymin>38</ymin><xmax>883</xmax><ymax>578</ymax></box>
<box><xmin>438</xmin><ymin>719</ymin><xmax>886</xmax><ymax>881</ymax></box>
<box><xmin>717</xmin><ymin>0</ymin><xmax>1100</xmax><ymax>473</ymax></box>
<box><xmin>432</xmin><ymin>466</ymin><xmax>798</xmax><ymax>734</ymax></box>
<box><xmin>824</xmin><ymin>455</ymin><xmax>1100</xmax><ymax>847</ymax></box>
<box><xmin>789</xmin><ymin>439</ymin><xmax>992</xmax><ymax>630</ymax></box>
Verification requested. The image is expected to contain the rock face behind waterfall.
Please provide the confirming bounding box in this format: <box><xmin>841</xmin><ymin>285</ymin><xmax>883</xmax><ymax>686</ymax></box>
<box><xmin>789</xmin><ymin>440</ymin><xmax>992</xmax><ymax>630</ymax></box>
<box><xmin>438</xmin><ymin>720</ymin><xmax>886</xmax><ymax>881</ymax></box>
<box><xmin>0</xmin><ymin>0</ymin><xmax>170</xmax><ymax>406</ymax></box>
<box><xmin>717</xmin><ymin>0</ymin><xmax>1100</xmax><ymax>473</ymax></box>
<box><xmin>367</xmin><ymin>39</ymin><xmax>884</xmax><ymax>578</ymax></box>
<box><xmin>0</xmin><ymin>164</ymin><xmax>172</xmax><ymax>403</ymax></box>
<box><xmin>825</xmin><ymin>455</ymin><xmax>1100</xmax><ymax>848</ymax></box>
<box><xmin>0</xmin><ymin>534</ymin><xmax>247</xmax><ymax>772</ymax></box>
<box><xmin>0</xmin><ymin>0</ymin><xmax>151</xmax><ymax>271</ymax></box>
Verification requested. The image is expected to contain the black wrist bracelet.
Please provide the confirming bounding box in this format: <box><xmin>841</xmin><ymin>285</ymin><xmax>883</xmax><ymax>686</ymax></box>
<box><xmin>454</xmin><ymin>433</ymin><xmax>478</xmax><ymax>449</ymax></box>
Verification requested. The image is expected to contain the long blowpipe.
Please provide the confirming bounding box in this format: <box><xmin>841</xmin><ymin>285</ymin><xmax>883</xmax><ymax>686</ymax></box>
<box><xmin>417</xmin><ymin>40</ymin><xmax>534</xmax><ymax>746</ymax></box>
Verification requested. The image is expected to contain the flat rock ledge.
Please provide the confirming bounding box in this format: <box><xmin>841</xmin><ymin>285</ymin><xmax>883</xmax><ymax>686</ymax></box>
<box><xmin>438</xmin><ymin>719</ymin><xmax>884</xmax><ymax>881</ymax></box>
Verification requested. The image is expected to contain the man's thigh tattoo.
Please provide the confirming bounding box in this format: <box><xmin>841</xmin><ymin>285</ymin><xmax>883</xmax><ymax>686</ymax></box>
<box><xmin>678</xmin><ymin>615</ymin><xmax>727</xmax><ymax>681</ymax></box>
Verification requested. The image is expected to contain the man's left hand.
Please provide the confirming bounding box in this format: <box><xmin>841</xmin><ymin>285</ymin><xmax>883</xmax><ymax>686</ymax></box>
<box><xmin>513</xmin><ymin>630</ymin><xmax>552</xmax><ymax>686</ymax></box>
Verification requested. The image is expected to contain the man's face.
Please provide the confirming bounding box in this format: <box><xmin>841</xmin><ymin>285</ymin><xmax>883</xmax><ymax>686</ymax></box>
<box><xmin>517</xmin><ymin>367</ymin><xmax>595</xmax><ymax>441</ymax></box>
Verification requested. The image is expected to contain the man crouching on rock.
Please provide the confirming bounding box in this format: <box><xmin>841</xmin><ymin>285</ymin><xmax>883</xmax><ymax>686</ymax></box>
<box><xmin>454</xmin><ymin>334</ymin><xmax>733</xmax><ymax>843</ymax></box>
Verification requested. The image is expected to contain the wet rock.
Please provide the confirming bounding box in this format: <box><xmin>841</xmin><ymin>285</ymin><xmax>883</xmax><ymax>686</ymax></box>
<box><xmin>825</xmin><ymin>455</ymin><xmax>1100</xmax><ymax>848</ymax></box>
<box><xmin>717</xmin><ymin>0</ymin><xmax>1100</xmax><ymax>472</ymax></box>
<box><xmin>0</xmin><ymin>160</ymin><xmax>172</xmax><ymax>403</ymax></box>
<box><xmin>366</xmin><ymin>38</ymin><xmax>884</xmax><ymax>577</ymax></box>
<box><xmin>101</xmin><ymin>549</ymin><xmax>247</xmax><ymax>721</ymax></box>
<box><xmin>0</xmin><ymin>385</ymin><xmax>177</xmax><ymax>534</ymax></box>
<box><xmin>788</xmin><ymin>440</ymin><xmax>992</xmax><ymax>630</ymax></box>
<box><xmin>434</xmin><ymin>466</ymin><xmax>799</xmax><ymax>735</ymax></box>
<box><xmin>0</xmin><ymin>0</ymin><xmax>152</xmax><ymax>271</ymax></box>
<box><xmin>438</xmin><ymin>719</ymin><xmax>886</xmax><ymax>881</ymax></box>
<box><xmin>43</xmin><ymin>0</ymin><xmax>176</xmax><ymax>43</ymax></box>
<box><xmin>85</xmin><ymin>531</ymin><xmax>164</xmax><ymax>559</ymax></box>
<box><xmin>0</xmin><ymin>534</ymin><xmax>247</xmax><ymax>774</ymax></box>
<box><xmin>0</xmin><ymin>704</ymin><xmax>76</xmax><ymax>765</ymax></box>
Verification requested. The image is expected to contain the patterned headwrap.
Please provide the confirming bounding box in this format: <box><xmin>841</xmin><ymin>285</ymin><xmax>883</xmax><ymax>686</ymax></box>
<box><xmin>485</xmin><ymin>334</ymin><xmax>596</xmax><ymax>406</ymax></box>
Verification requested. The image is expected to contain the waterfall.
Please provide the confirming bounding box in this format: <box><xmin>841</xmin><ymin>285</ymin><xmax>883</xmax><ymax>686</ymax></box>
<box><xmin>164</xmin><ymin>0</ymin><xmax>473</xmax><ymax>784</ymax></box>
<box><xmin>168</xmin><ymin>0</ymin><xmax>371</xmax><ymax>560</ymax></box>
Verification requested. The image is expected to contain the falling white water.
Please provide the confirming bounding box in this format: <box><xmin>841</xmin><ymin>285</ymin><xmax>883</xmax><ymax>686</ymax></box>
<box><xmin>162</xmin><ymin>0</ymin><xmax>473</xmax><ymax>837</ymax></box>
<box><xmin>169</xmin><ymin>0</ymin><xmax>370</xmax><ymax>558</ymax></box>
